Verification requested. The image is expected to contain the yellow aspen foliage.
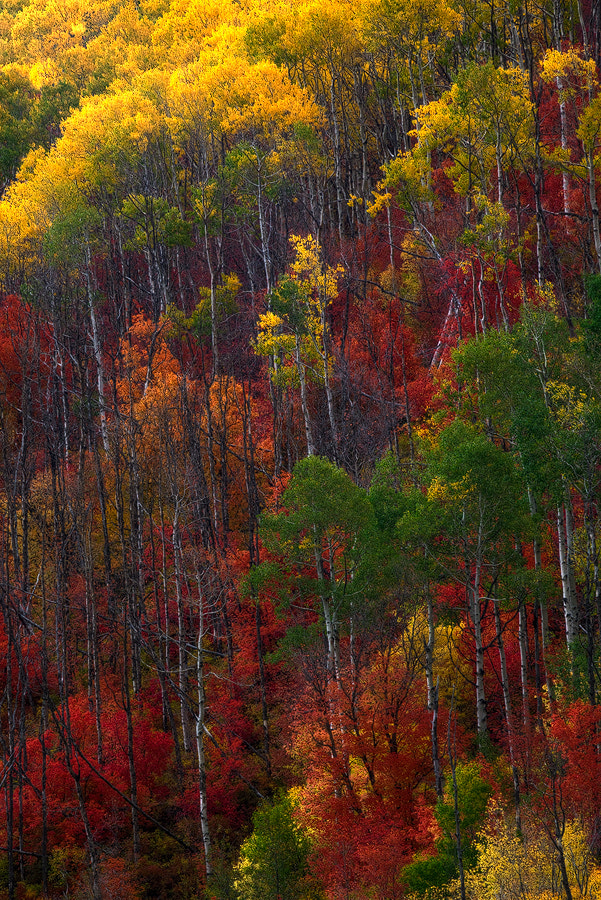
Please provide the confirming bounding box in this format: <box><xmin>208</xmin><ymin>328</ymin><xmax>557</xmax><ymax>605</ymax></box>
<box><xmin>577</xmin><ymin>96</ymin><xmax>601</xmax><ymax>157</ymax></box>
<box><xmin>255</xmin><ymin>234</ymin><xmax>341</xmax><ymax>387</ymax></box>
<box><xmin>381</xmin><ymin>62</ymin><xmax>534</xmax><ymax>207</ymax></box>
<box><xmin>541</xmin><ymin>49</ymin><xmax>598</xmax><ymax>101</ymax></box>
<box><xmin>357</xmin><ymin>0</ymin><xmax>460</xmax><ymax>121</ymax></box>
<box><xmin>218</xmin><ymin>60</ymin><xmax>323</xmax><ymax>140</ymax></box>
<box><xmin>404</xmin><ymin>611</ymin><xmax>473</xmax><ymax>709</ymax></box>
<box><xmin>0</xmin><ymin>145</ymin><xmax>61</xmax><ymax>269</ymax></box>
<box><xmin>138</xmin><ymin>0</ymin><xmax>171</xmax><ymax>21</ymax></box>
<box><xmin>374</xmin><ymin>147</ymin><xmax>433</xmax><ymax>212</ymax></box>
<box><xmin>358</xmin><ymin>0</ymin><xmax>460</xmax><ymax>68</ymax></box>
<box><xmin>85</xmin><ymin>1</ymin><xmax>155</xmax><ymax>84</ymax></box>
<box><xmin>242</xmin><ymin>0</ymin><xmax>363</xmax><ymax>80</ymax></box>
<box><xmin>168</xmin><ymin>56</ymin><xmax>322</xmax><ymax>151</ymax></box>
<box><xmin>167</xmin><ymin>272</ymin><xmax>241</xmax><ymax>338</ymax></box>
<box><xmin>0</xmin><ymin>18</ymin><xmax>13</xmax><ymax>66</ymax></box>
<box><xmin>10</xmin><ymin>0</ymin><xmax>126</xmax><ymax>66</ymax></box>
<box><xmin>0</xmin><ymin>86</ymin><xmax>162</xmax><ymax>273</ymax></box>
<box><xmin>245</xmin><ymin>0</ymin><xmax>367</xmax><ymax>153</ymax></box>
<box><xmin>150</xmin><ymin>0</ymin><xmax>248</xmax><ymax>67</ymax></box>
<box><xmin>468</xmin><ymin>806</ymin><xmax>599</xmax><ymax>900</ymax></box>
<box><xmin>280</xmin><ymin>0</ymin><xmax>363</xmax><ymax>68</ymax></box>
<box><xmin>28</xmin><ymin>57</ymin><xmax>57</xmax><ymax>89</ymax></box>
<box><xmin>288</xmin><ymin>233</ymin><xmax>341</xmax><ymax>300</ymax></box>
<box><xmin>58</xmin><ymin>87</ymin><xmax>162</xmax><ymax>185</ymax></box>
<box><xmin>254</xmin><ymin>311</ymin><xmax>297</xmax><ymax>364</ymax></box>
<box><xmin>545</xmin><ymin>380</ymin><xmax>589</xmax><ymax>429</ymax></box>
<box><xmin>400</xmin><ymin>232</ymin><xmax>425</xmax><ymax>299</ymax></box>
<box><xmin>428</xmin><ymin>65</ymin><xmax>532</xmax><ymax>192</ymax></box>
<box><xmin>60</xmin><ymin>89</ymin><xmax>163</xmax><ymax>183</ymax></box>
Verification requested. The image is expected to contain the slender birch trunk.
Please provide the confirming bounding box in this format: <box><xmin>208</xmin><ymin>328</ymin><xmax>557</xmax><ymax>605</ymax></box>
<box><xmin>494</xmin><ymin>599</ymin><xmax>521</xmax><ymax>830</ymax></box>
<box><xmin>195</xmin><ymin>570</ymin><xmax>212</xmax><ymax>879</ymax></box>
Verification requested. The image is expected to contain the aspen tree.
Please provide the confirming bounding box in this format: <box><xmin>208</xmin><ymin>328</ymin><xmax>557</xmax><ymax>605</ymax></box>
<box><xmin>255</xmin><ymin>235</ymin><xmax>341</xmax><ymax>458</ymax></box>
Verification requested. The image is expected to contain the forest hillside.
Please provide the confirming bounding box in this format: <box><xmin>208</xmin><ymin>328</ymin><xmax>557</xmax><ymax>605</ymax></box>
<box><xmin>0</xmin><ymin>0</ymin><xmax>600</xmax><ymax>897</ymax></box>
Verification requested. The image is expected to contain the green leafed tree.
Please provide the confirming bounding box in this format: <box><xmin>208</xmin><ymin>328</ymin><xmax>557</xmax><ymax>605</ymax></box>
<box><xmin>401</xmin><ymin>420</ymin><xmax>531</xmax><ymax>740</ymax></box>
<box><xmin>233</xmin><ymin>792</ymin><xmax>323</xmax><ymax>900</ymax></box>
<box><xmin>261</xmin><ymin>455</ymin><xmax>374</xmax><ymax>682</ymax></box>
<box><xmin>403</xmin><ymin>761</ymin><xmax>492</xmax><ymax>897</ymax></box>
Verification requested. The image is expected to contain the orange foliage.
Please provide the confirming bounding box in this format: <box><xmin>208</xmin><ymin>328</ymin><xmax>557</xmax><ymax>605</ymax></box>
<box><xmin>293</xmin><ymin>649</ymin><xmax>435</xmax><ymax>899</ymax></box>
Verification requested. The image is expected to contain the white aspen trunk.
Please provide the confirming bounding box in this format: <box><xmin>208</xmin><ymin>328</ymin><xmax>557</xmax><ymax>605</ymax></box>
<box><xmin>496</xmin><ymin>139</ymin><xmax>503</xmax><ymax>204</ymax></box>
<box><xmin>557</xmin><ymin>501</ymin><xmax>579</xmax><ymax>651</ymax></box>
<box><xmin>204</xmin><ymin>393</ymin><xmax>220</xmax><ymax>538</ymax></box>
<box><xmin>195</xmin><ymin>572</ymin><xmax>212</xmax><ymax>878</ymax></box>
<box><xmin>586</xmin><ymin>148</ymin><xmax>601</xmax><ymax>273</ymax></box>
<box><xmin>536</xmin><ymin>215</ymin><xmax>544</xmax><ymax>287</ymax></box>
<box><xmin>143</xmin><ymin>245</ymin><xmax>158</xmax><ymax>311</ymax></box>
<box><xmin>73</xmin><ymin>777</ymin><xmax>102</xmax><ymax>900</ymax></box>
<box><xmin>329</xmin><ymin>74</ymin><xmax>345</xmax><ymax>241</ymax></box>
<box><xmin>408</xmin><ymin>62</ymin><xmax>420</xmax><ymax>132</ymax></box>
<box><xmin>576</xmin><ymin>0</ymin><xmax>590</xmax><ymax>58</ymax></box>
<box><xmin>319</xmin><ymin>307</ymin><xmax>339</xmax><ymax>460</ymax></box>
<box><xmin>477</xmin><ymin>258</ymin><xmax>487</xmax><ymax>333</ymax></box>
<box><xmin>354</xmin><ymin>67</ymin><xmax>369</xmax><ymax>204</ymax></box>
<box><xmin>255</xmin><ymin>158</ymin><xmax>272</xmax><ymax>293</ymax></box>
<box><xmin>554</xmin><ymin>56</ymin><xmax>570</xmax><ymax>215</ymax></box>
<box><xmin>202</xmin><ymin>221</ymin><xmax>219</xmax><ymax>378</ymax></box>
<box><xmin>295</xmin><ymin>335</ymin><xmax>315</xmax><ymax>456</ymax></box>
<box><xmin>529</xmin><ymin>482</ymin><xmax>554</xmax><ymax>705</ymax></box>
<box><xmin>493</xmin><ymin>599</ymin><xmax>521</xmax><ymax>830</ymax></box>
<box><xmin>472</xmin><ymin>510</ymin><xmax>488</xmax><ymax>739</ymax></box>
<box><xmin>491</xmin><ymin>258</ymin><xmax>509</xmax><ymax>331</ymax></box>
<box><xmin>426</xmin><ymin>592</ymin><xmax>443</xmax><ymax>796</ymax></box>
<box><xmin>173</xmin><ymin>509</ymin><xmax>191</xmax><ymax>753</ymax></box>
<box><xmin>313</xmin><ymin>527</ymin><xmax>338</xmax><ymax>682</ymax></box>
<box><xmin>417</xmin><ymin>55</ymin><xmax>428</xmax><ymax>108</ymax></box>
<box><xmin>472</xmin><ymin>585</ymin><xmax>488</xmax><ymax>739</ymax></box>
<box><xmin>53</xmin><ymin>339</ymin><xmax>70</xmax><ymax>461</ymax></box>
<box><xmin>425</xmin><ymin>592</ymin><xmax>435</xmax><ymax>710</ymax></box>
<box><xmin>159</xmin><ymin>500</ymin><xmax>171</xmax><ymax>687</ymax></box>
<box><xmin>410</xmin><ymin>219</ymin><xmax>463</xmax><ymax>368</ymax></box>
<box><xmin>327</xmin><ymin>537</ymin><xmax>341</xmax><ymax>682</ymax></box>
<box><xmin>565</xmin><ymin>493</ymin><xmax>578</xmax><ymax>607</ymax></box>
<box><xmin>387</xmin><ymin>205</ymin><xmax>396</xmax><ymax>277</ymax></box>
<box><xmin>311</xmin><ymin>529</ymin><xmax>346</xmax><ymax>794</ymax></box>
<box><xmin>518</xmin><ymin>600</ymin><xmax>531</xmax><ymax>732</ymax></box>
<box><xmin>510</xmin><ymin>21</ymin><xmax>525</xmax><ymax>69</ymax></box>
<box><xmin>396</xmin><ymin>71</ymin><xmax>410</xmax><ymax>152</ymax></box>
<box><xmin>85</xmin><ymin>252</ymin><xmax>110</xmax><ymax>454</ymax></box>
<box><xmin>156</xmin><ymin>246</ymin><xmax>169</xmax><ymax>316</ymax></box>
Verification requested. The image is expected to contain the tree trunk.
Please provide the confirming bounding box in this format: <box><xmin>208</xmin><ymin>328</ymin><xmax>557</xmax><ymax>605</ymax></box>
<box><xmin>494</xmin><ymin>599</ymin><xmax>521</xmax><ymax>830</ymax></box>
<box><xmin>195</xmin><ymin>570</ymin><xmax>212</xmax><ymax>879</ymax></box>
